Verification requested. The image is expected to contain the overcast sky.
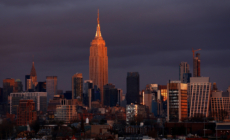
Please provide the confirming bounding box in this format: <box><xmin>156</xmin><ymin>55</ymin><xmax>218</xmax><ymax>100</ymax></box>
<box><xmin>0</xmin><ymin>0</ymin><xmax>230</xmax><ymax>93</ymax></box>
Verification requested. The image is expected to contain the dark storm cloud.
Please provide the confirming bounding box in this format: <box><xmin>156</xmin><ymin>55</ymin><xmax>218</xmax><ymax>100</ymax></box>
<box><xmin>0</xmin><ymin>0</ymin><xmax>230</xmax><ymax>92</ymax></box>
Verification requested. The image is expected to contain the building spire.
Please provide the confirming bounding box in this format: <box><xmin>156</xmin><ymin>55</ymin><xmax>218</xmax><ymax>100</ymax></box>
<box><xmin>95</xmin><ymin>9</ymin><xmax>102</xmax><ymax>38</ymax></box>
<box><xmin>30</xmin><ymin>61</ymin><xmax>37</xmax><ymax>77</ymax></box>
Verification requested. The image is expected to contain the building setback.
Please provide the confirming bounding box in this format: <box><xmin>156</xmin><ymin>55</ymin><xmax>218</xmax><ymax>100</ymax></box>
<box><xmin>89</xmin><ymin>11</ymin><xmax>108</xmax><ymax>105</ymax></box>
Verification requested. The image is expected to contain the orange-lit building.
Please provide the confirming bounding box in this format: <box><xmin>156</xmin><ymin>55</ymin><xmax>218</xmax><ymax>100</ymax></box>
<box><xmin>89</xmin><ymin>10</ymin><xmax>108</xmax><ymax>105</ymax></box>
<box><xmin>17</xmin><ymin>99</ymin><xmax>37</xmax><ymax>126</ymax></box>
<box><xmin>158</xmin><ymin>85</ymin><xmax>167</xmax><ymax>101</ymax></box>
<box><xmin>167</xmin><ymin>81</ymin><xmax>188</xmax><ymax>122</ymax></box>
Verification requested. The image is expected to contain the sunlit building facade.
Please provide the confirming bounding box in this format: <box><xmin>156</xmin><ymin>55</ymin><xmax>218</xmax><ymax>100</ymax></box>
<box><xmin>89</xmin><ymin>11</ymin><xmax>108</xmax><ymax>105</ymax></box>
<box><xmin>159</xmin><ymin>85</ymin><xmax>167</xmax><ymax>101</ymax></box>
<box><xmin>189</xmin><ymin>77</ymin><xmax>211</xmax><ymax>117</ymax></box>
<box><xmin>167</xmin><ymin>81</ymin><xmax>188</xmax><ymax>122</ymax></box>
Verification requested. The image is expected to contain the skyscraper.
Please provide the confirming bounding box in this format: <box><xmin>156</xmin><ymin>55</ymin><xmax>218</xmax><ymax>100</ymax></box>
<box><xmin>103</xmin><ymin>83</ymin><xmax>118</xmax><ymax>107</ymax></box>
<box><xmin>46</xmin><ymin>76</ymin><xmax>57</xmax><ymax>102</ymax></box>
<box><xmin>89</xmin><ymin>10</ymin><xmax>108</xmax><ymax>105</ymax></box>
<box><xmin>72</xmin><ymin>73</ymin><xmax>83</xmax><ymax>100</ymax></box>
<box><xmin>193</xmin><ymin>53</ymin><xmax>201</xmax><ymax>77</ymax></box>
<box><xmin>30</xmin><ymin>62</ymin><xmax>37</xmax><ymax>87</ymax></box>
<box><xmin>179</xmin><ymin>62</ymin><xmax>191</xmax><ymax>82</ymax></box>
<box><xmin>126</xmin><ymin>72</ymin><xmax>140</xmax><ymax>104</ymax></box>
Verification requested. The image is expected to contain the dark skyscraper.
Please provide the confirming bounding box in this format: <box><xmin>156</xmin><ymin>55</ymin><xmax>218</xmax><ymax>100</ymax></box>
<box><xmin>193</xmin><ymin>53</ymin><xmax>201</xmax><ymax>77</ymax></box>
<box><xmin>126</xmin><ymin>72</ymin><xmax>140</xmax><ymax>104</ymax></box>
<box><xmin>103</xmin><ymin>83</ymin><xmax>118</xmax><ymax>107</ymax></box>
<box><xmin>72</xmin><ymin>73</ymin><xmax>83</xmax><ymax>100</ymax></box>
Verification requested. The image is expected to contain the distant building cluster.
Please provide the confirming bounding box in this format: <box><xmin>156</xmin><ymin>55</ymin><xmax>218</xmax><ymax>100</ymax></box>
<box><xmin>0</xmin><ymin>11</ymin><xmax>230</xmax><ymax>140</ymax></box>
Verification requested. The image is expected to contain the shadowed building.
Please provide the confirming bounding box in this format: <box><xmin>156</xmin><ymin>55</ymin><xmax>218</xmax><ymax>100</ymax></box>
<box><xmin>72</xmin><ymin>73</ymin><xmax>83</xmax><ymax>100</ymax></box>
<box><xmin>126</xmin><ymin>72</ymin><xmax>140</xmax><ymax>104</ymax></box>
<box><xmin>46</xmin><ymin>76</ymin><xmax>57</xmax><ymax>102</ymax></box>
<box><xmin>25</xmin><ymin>75</ymin><xmax>30</xmax><ymax>91</ymax></box>
<box><xmin>89</xmin><ymin>10</ymin><xmax>108</xmax><ymax>105</ymax></box>
<box><xmin>103</xmin><ymin>83</ymin><xmax>118</xmax><ymax>107</ymax></box>
<box><xmin>179</xmin><ymin>62</ymin><xmax>190</xmax><ymax>82</ymax></box>
<box><xmin>17</xmin><ymin>99</ymin><xmax>37</xmax><ymax>126</ymax></box>
<box><xmin>10</xmin><ymin>92</ymin><xmax>47</xmax><ymax>115</ymax></box>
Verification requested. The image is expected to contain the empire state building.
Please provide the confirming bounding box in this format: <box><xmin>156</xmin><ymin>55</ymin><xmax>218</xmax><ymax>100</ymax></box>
<box><xmin>89</xmin><ymin>10</ymin><xmax>108</xmax><ymax>105</ymax></box>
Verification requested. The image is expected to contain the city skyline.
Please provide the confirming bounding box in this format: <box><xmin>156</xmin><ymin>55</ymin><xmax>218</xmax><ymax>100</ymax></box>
<box><xmin>0</xmin><ymin>1</ymin><xmax>230</xmax><ymax>93</ymax></box>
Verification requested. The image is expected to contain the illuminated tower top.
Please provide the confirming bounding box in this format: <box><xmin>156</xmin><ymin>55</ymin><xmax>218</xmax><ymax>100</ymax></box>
<box><xmin>95</xmin><ymin>9</ymin><xmax>102</xmax><ymax>39</ymax></box>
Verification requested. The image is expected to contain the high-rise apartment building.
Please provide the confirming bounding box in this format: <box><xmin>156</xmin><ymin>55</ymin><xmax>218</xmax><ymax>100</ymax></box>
<box><xmin>211</xmin><ymin>91</ymin><xmax>230</xmax><ymax>121</ymax></box>
<box><xmin>72</xmin><ymin>73</ymin><xmax>83</xmax><ymax>100</ymax></box>
<box><xmin>167</xmin><ymin>81</ymin><xmax>188</xmax><ymax>122</ymax></box>
<box><xmin>10</xmin><ymin>92</ymin><xmax>47</xmax><ymax>115</ymax></box>
<box><xmin>179</xmin><ymin>62</ymin><xmax>190</xmax><ymax>82</ymax></box>
<box><xmin>89</xmin><ymin>11</ymin><xmax>108</xmax><ymax>105</ymax></box>
<box><xmin>46</xmin><ymin>76</ymin><xmax>57</xmax><ymax>102</ymax></box>
<box><xmin>126</xmin><ymin>72</ymin><xmax>140</xmax><ymax>104</ymax></box>
<box><xmin>17</xmin><ymin>99</ymin><xmax>37</xmax><ymax>126</ymax></box>
<box><xmin>193</xmin><ymin>53</ymin><xmax>201</xmax><ymax>77</ymax></box>
<box><xmin>189</xmin><ymin>77</ymin><xmax>211</xmax><ymax>117</ymax></box>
